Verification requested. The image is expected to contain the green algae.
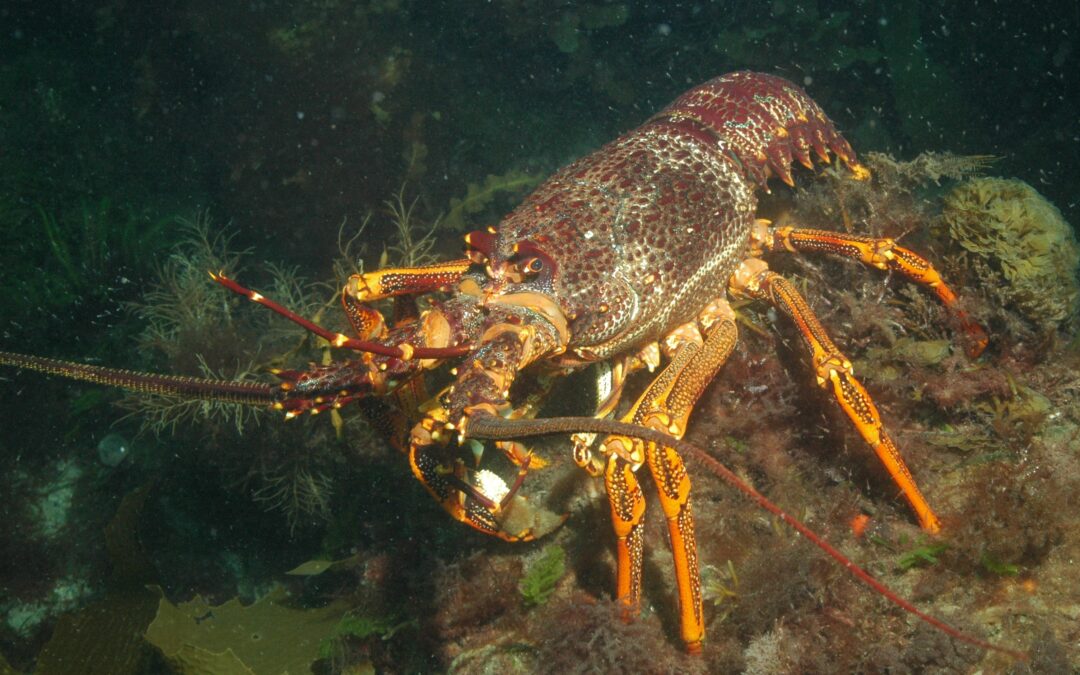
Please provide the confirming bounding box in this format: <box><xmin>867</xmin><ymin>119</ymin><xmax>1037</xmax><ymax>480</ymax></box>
<box><xmin>519</xmin><ymin>545</ymin><xmax>565</xmax><ymax>608</ymax></box>
<box><xmin>144</xmin><ymin>586</ymin><xmax>347</xmax><ymax>675</ymax></box>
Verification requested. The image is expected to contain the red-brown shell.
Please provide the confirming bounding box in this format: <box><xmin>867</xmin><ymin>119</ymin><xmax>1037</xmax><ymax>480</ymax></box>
<box><xmin>489</xmin><ymin>72</ymin><xmax>860</xmax><ymax>361</ymax></box>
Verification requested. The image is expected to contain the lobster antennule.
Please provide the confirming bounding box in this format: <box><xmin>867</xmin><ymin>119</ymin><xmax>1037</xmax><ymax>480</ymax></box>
<box><xmin>209</xmin><ymin>272</ymin><xmax>472</xmax><ymax>359</ymax></box>
<box><xmin>0</xmin><ymin>351</ymin><xmax>279</xmax><ymax>405</ymax></box>
<box><xmin>466</xmin><ymin>413</ymin><xmax>1029</xmax><ymax>662</ymax></box>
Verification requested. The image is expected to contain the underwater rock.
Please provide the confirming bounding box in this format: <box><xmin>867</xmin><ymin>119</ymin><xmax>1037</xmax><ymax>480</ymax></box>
<box><xmin>941</xmin><ymin>178</ymin><xmax>1080</xmax><ymax>331</ymax></box>
<box><xmin>97</xmin><ymin>433</ymin><xmax>130</xmax><ymax>467</ymax></box>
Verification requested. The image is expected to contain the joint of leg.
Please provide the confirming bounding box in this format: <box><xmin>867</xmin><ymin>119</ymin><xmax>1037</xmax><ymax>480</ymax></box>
<box><xmin>496</xmin><ymin>440</ymin><xmax>541</xmax><ymax>467</ymax></box>
<box><xmin>662</xmin><ymin>322</ymin><xmax>704</xmax><ymax>357</ymax></box>
<box><xmin>749</xmin><ymin>218</ymin><xmax>774</xmax><ymax>255</ymax></box>
<box><xmin>863</xmin><ymin>238</ymin><xmax>896</xmax><ymax>270</ymax></box>
<box><xmin>698</xmin><ymin>297</ymin><xmax>736</xmax><ymax>332</ymax></box>
<box><xmin>411</xmin><ymin>418</ymin><xmax>439</xmax><ymax>448</ymax></box>
<box><xmin>346</xmin><ymin>273</ymin><xmax>379</xmax><ymax>301</ymax></box>
<box><xmin>773</xmin><ymin>225</ymin><xmax>799</xmax><ymax>253</ymax></box>
<box><xmin>600</xmin><ymin>436</ymin><xmax>645</xmax><ymax>470</ymax></box>
<box><xmin>572</xmin><ymin>434</ymin><xmax>605</xmax><ymax>476</ymax></box>
<box><xmin>642</xmin><ymin>411</ymin><xmax>681</xmax><ymax>437</ymax></box>
<box><xmin>728</xmin><ymin>258</ymin><xmax>771</xmax><ymax>299</ymax></box>
<box><xmin>631</xmin><ymin>342</ymin><xmax>662</xmax><ymax>374</ymax></box>
<box><xmin>814</xmin><ymin>353</ymin><xmax>853</xmax><ymax>387</ymax></box>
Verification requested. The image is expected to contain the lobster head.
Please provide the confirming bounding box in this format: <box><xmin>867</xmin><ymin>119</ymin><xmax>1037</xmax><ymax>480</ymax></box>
<box><xmin>276</xmin><ymin>190</ymin><xmax>650</xmax><ymax>541</ymax></box>
<box><xmin>385</xmin><ymin>228</ymin><xmax>578</xmax><ymax>542</ymax></box>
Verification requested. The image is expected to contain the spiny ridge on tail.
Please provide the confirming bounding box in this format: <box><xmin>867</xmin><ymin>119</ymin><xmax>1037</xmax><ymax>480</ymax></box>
<box><xmin>0</xmin><ymin>351</ymin><xmax>278</xmax><ymax>405</ymax></box>
<box><xmin>649</xmin><ymin>71</ymin><xmax>867</xmax><ymax>188</ymax></box>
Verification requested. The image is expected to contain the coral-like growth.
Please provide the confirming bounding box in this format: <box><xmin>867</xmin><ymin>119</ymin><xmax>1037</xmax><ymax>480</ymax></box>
<box><xmin>122</xmin><ymin>212</ymin><xmax>321</xmax><ymax>435</ymax></box>
<box><xmin>381</xmin><ymin>187</ymin><xmax>442</xmax><ymax>268</ymax></box>
<box><xmin>119</xmin><ymin>212</ymin><xmax>351</xmax><ymax>528</ymax></box>
<box><xmin>531</xmin><ymin>595</ymin><xmax>711</xmax><ymax>674</ymax></box>
<box><xmin>942</xmin><ymin>178</ymin><xmax>1080</xmax><ymax>333</ymax></box>
<box><xmin>429</xmin><ymin>552</ymin><xmax>524</xmax><ymax>664</ymax></box>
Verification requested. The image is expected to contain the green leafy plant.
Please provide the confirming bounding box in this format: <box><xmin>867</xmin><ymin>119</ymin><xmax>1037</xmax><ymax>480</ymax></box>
<box><xmin>519</xmin><ymin>545</ymin><xmax>566</xmax><ymax>608</ymax></box>
<box><xmin>317</xmin><ymin>613</ymin><xmax>409</xmax><ymax>659</ymax></box>
<box><xmin>701</xmin><ymin>560</ymin><xmax>740</xmax><ymax>622</ymax></box>
<box><xmin>980</xmin><ymin>552</ymin><xmax>1020</xmax><ymax>576</ymax></box>
<box><xmin>443</xmin><ymin>170</ymin><xmax>543</xmax><ymax>231</ymax></box>
<box><xmin>897</xmin><ymin>542</ymin><xmax>949</xmax><ymax>571</ymax></box>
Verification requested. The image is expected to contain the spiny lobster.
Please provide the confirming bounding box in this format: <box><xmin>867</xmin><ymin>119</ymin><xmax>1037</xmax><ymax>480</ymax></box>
<box><xmin>1</xmin><ymin>72</ymin><xmax>1021</xmax><ymax>658</ymax></box>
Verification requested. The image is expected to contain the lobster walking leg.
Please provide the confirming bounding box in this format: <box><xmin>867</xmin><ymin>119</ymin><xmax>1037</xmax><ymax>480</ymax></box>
<box><xmin>600</xmin><ymin>299</ymin><xmax>739</xmax><ymax>653</ymax></box>
<box><xmin>573</xmin><ymin>344</ymin><xmax>663</xmax><ymax>477</ymax></box>
<box><xmin>407</xmin><ymin>424</ymin><xmax>539</xmax><ymax>542</ymax></box>
<box><xmin>346</xmin><ymin>259</ymin><xmax>471</xmax><ymax>301</ymax></box>
<box><xmin>342</xmin><ymin>257</ymin><xmax>473</xmax><ymax>338</ymax></box>
<box><xmin>407</xmin><ymin>304</ymin><xmax>570</xmax><ymax>543</ymax></box>
<box><xmin>341</xmin><ymin>292</ymin><xmax>389</xmax><ymax>340</ymax></box>
<box><xmin>753</xmin><ymin>223</ymin><xmax>988</xmax><ymax>357</ymax></box>
<box><xmin>731</xmin><ymin>259</ymin><xmax>941</xmax><ymax>533</ymax></box>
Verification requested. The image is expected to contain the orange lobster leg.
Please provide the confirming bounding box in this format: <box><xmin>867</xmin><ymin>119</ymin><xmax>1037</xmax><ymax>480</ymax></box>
<box><xmin>601</xmin><ymin>299</ymin><xmax>739</xmax><ymax>653</ymax></box>
<box><xmin>755</xmin><ymin>223</ymin><xmax>988</xmax><ymax>357</ymax></box>
<box><xmin>342</xmin><ymin>259</ymin><xmax>472</xmax><ymax>348</ymax></box>
<box><xmin>732</xmin><ymin>260</ymin><xmax>941</xmax><ymax>533</ymax></box>
<box><xmin>346</xmin><ymin>259</ymin><xmax>471</xmax><ymax>301</ymax></box>
<box><xmin>341</xmin><ymin>292</ymin><xmax>389</xmax><ymax>340</ymax></box>
<box><xmin>573</xmin><ymin>343</ymin><xmax>662</xmax><ymax>477</ymax></box>
<box><xmin>604</xmin><ymin>453</ymin><xmax>646</xmax><ymax>619</ymax></box>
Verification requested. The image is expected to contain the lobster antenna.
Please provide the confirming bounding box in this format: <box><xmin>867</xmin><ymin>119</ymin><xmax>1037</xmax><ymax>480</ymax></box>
<box><xmin>210</xmin><ymin>272</ymin><xmax>471</xmax><ymax>360</ymax></box>
<box><xmin>466</xmin><ymin>413</ymin><xmax>1028</xmax><ymax>661</ymax></box>
<box><xmin>0</xmin><ymin>351</ymin><xmax>278</xmax><ymax>406</ymax></box>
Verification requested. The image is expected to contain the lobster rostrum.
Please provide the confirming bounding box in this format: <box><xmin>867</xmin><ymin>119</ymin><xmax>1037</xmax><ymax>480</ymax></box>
<box><xmin>1</xmin><ymin>72</ymin><xmax>1019</xmax><ymax>658</ymax></box>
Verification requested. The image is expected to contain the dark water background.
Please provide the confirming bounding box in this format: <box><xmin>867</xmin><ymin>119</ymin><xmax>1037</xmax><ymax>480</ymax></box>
<box><xmin>3</xmin><ymin>1</ymin><xmax>1076</xmax><ymax>286</ymax></box>
<box><xmin>1</xmin><ymin>1</ymin><xmax>1078</xmax><ymax>672</ymax></box>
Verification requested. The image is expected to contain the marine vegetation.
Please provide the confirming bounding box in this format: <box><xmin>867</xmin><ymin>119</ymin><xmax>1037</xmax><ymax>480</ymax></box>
<box><xmin>518</xmin><ymin>544</ymin><xmax>566</xmax><ymax>608</ymax></box>
<box><xmin>941</xmin><ymin>177</ymin><xmax>1080</xmax><ymax>333</ymax></box>
<box><xmin>4</xmin><ymin>73</ymin><xmax>1079</xmax><ymax>673</ymax></box>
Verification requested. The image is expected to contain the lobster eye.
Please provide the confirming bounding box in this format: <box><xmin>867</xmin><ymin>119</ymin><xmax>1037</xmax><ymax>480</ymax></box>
<box><xmin>527</xmin><ymin>258</ymin><xmax>544</xmax><ymax>274</ymax></box>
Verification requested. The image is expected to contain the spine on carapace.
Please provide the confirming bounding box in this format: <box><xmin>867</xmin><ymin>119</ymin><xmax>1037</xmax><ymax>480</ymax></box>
<box><xmin>647</xmin><ymin>71</ymin><xmax>868</xmax><ymax>187</ymax></box>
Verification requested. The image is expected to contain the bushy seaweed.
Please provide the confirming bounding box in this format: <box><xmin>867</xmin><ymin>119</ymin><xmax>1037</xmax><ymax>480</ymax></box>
<box><xmin>518</xmin><ymin>544</ymin><xmax>566</xmax><ymax>608</ymax></box>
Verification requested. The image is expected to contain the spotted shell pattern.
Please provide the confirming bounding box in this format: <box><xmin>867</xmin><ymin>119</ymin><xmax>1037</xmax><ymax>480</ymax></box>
<box><xmin>491</xmin><ymin>72</ymin><xmax>860</xmax><ymax>361</ymax></box>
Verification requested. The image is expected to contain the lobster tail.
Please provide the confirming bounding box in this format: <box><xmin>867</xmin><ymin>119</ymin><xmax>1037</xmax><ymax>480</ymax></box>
<box><xmin>0</xmin><ymin>351</ymin><xmax>278</xmax><ymax>406</ymax></box>
<box><xmin>649</xmin><ymin>71</ymin><xmax>867</xmax><ymax>188</ymax></box>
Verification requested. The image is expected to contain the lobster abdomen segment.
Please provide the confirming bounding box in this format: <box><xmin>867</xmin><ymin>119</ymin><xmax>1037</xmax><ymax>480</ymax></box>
<box><xmin>649</xmin><ymin>71</ymin><xmax>865</xmax><ymax>187</ymax></box>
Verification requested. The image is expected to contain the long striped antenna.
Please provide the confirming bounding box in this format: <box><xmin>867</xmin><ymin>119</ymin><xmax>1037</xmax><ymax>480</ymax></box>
<box><xmin>0</xmin><ymin>351</ymin><xmax>278</xmax><ymax>406</ymax></box>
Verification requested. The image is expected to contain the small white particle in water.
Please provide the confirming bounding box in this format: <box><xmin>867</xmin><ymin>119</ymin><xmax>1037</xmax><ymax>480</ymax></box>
<box><xmin>657</xmin><ymin>23</ymin><xmax>671</xmax><ymax>36</ymax></box>
<box><xmin>296</xmin><ymin>111</ymin><xmax>305</xmax><ymax>120</ymax></box>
